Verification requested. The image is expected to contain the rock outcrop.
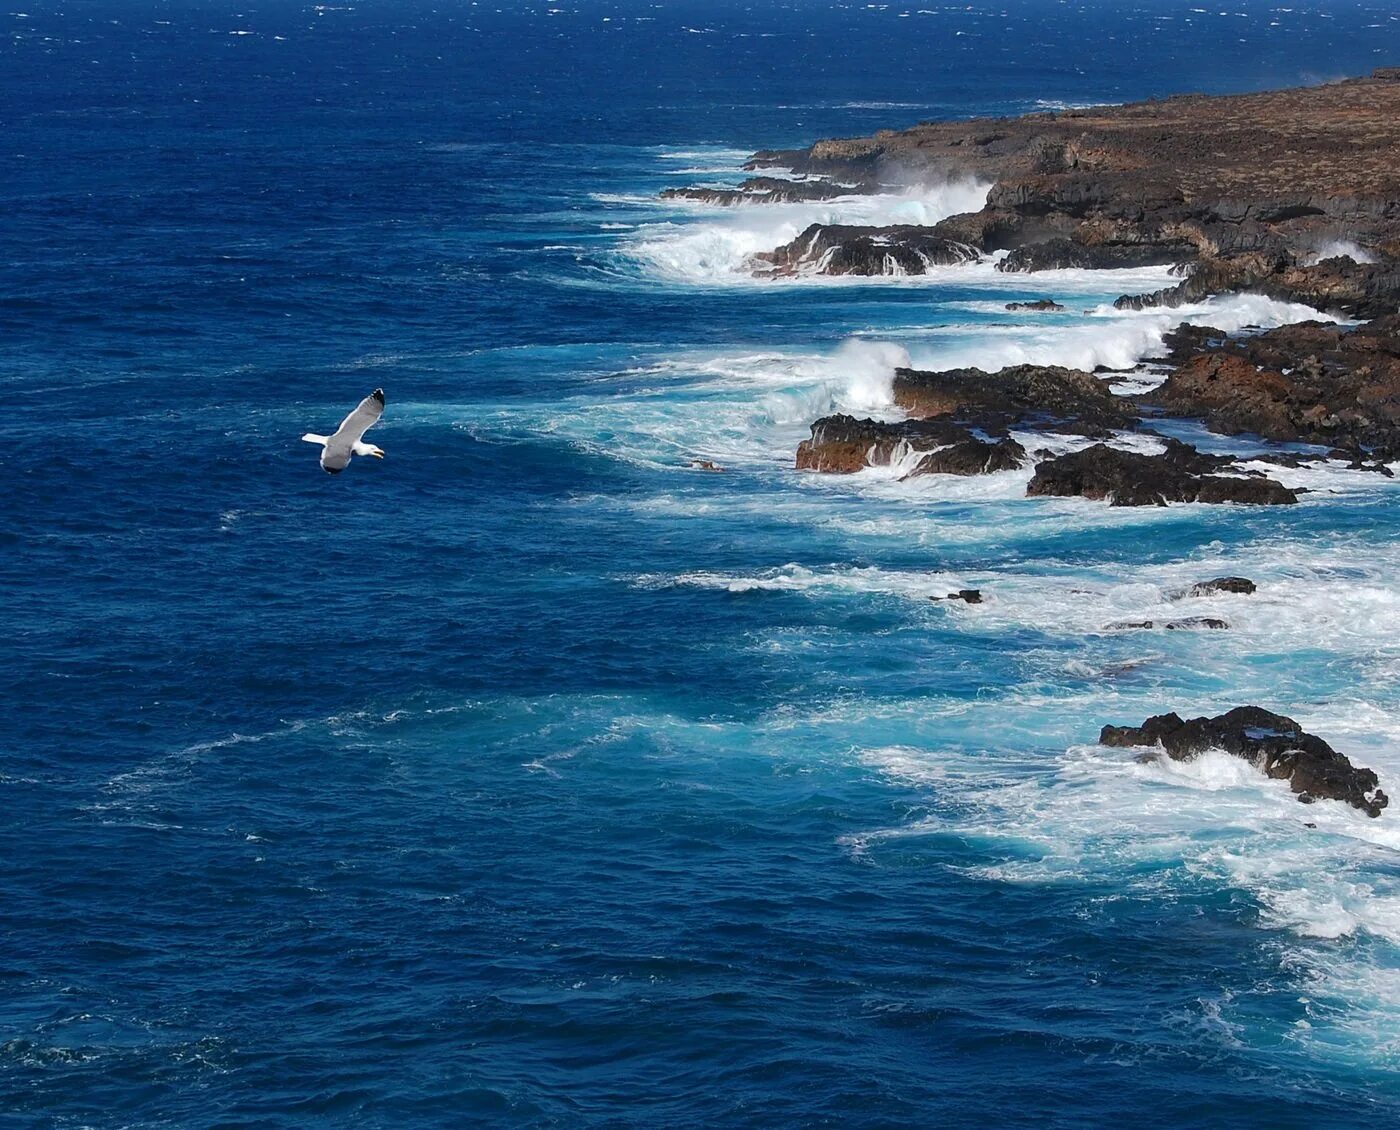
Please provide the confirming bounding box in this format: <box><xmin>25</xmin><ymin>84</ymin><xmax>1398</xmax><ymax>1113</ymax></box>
<box><xmin>1100</xmin><ymin>707</ymin><xmax>1388</xmax><ymax>816</ymax></box>
<box><xmin>892</xmin><ymin>363</ymin><xmax>1135</xmax><ymax>434</ymax></box>
<box><xmin>751</xmin><ymin>224</ymin><xmax>980</xmax><ymax>277</ymax></box>
<box><xmin>903</xmin><ymin>436</ymin><xmax>1026</xmax><ymax>477</ymax></box>
<box><xmin>1026</xmin><ymin>439</ymin><xmax>1300</xmax><ymax>506</ymax></box>
<box><xmin>1143</xmin><ymin>314</ymin><xmax>1400</xmax><ymax>459</ymax></box>
<box><xmin>794</xmin><ymin>415</ymin><xmax>972</xmax><ymax>473</ymax></box>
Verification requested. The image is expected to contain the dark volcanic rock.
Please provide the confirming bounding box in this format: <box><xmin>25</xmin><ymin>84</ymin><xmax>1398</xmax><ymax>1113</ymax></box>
<box><xmin>999</xmin><ymin>235</ymin><xmax>1197</xmax><ymax>273</ymax></box>
<box><xmin>752</xmin><ymin>223</ymin><xmax>980</xmax><ymax>277</ymax></box>
<box><xmin>1100</xmin><ymin>706</ymin><xmax>1389</xmax><ymax>816</ymax></box>
<box><xmin>1005</xmin><ymin>299</ymin><xmax>1066</xmax><ymax>312</ymax></box>
<box><xmin>661</xmin><ymin>177</ymin><xmax>860</xmax><ymax>206</ymax></box>
<box><xmin>1115</xmin><ymin>253</ymin><xmax>1400</xmax><ymax>319</ymax></box>
<box><xmin>903</xmin><ymin>436</ymin><xmax>1026</xmax><ymax>478</ymax></box>
<box><xmin>892</xmin><ymin>363</ymin><xmax>1134</xmax><ymax>433</ymax></box>
<box><xmin>931</xmin><ymin>589</ymin><xmax>984</xmax><ymax>604</ymax></box>
<box><xmin>1026</xmin><ymin>439</ymin><xmax>1300</xmax><ymax>506</ymax></box>
<box><xmin>1143</xmin><ymin>314</ymin><xmax>1400</xmax><ymax>458</ymax></box>
<box><xmin>1105</xmin><ymin>617</ymin><xmax>1230</xmax><ymax>630</ymax></box>
<box><xmin>1171</xmin><ymin>576</ymin><xmax>1257</xmax><ymax>599</ymax></box>
<box><xmin>795</xmin><ymin>414</ymin><xmax>971</xmax><ymax>473</ymax></box>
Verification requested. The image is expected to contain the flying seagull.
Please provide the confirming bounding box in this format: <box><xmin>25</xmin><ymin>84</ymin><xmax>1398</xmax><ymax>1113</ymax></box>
<box><xmin>302</xmin><ymin>388</ymin><xmax>386</xmax><ymax>474</ymax></box>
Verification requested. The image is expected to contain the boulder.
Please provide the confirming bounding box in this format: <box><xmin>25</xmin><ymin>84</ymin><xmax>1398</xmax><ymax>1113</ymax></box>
<box><xmin>1170</xmin><ymin>576</ymin><xmax>1256</xmax><ymax>599</ymax></box>
<box><xmin>931</xmin><ymin>589</ymin><xmax>984</xmax><ymax>604</ymax></box>
<box><xmin>1099</xmin><ymin>706</ymin><xmax>1388</xmax><ymax>816</ymax></box>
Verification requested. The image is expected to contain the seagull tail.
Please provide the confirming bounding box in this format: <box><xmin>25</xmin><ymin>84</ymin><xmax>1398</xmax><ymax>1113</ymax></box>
<box><xmin>301</xmin><ymin>433</ymin><xmax>330</xmax><ymax>446</ymax></box>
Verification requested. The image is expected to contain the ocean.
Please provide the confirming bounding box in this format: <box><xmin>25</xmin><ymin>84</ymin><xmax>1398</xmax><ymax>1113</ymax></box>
<box><xmin>5</xmin><ymin>1</ymin><xmax>1400</xmax><ymax>1124</ymax></box>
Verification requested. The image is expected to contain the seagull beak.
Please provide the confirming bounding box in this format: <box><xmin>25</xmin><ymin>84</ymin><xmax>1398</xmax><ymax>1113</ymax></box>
<box><xmin>372</xmin><ymin>449</ymin><xmax>385</xmax><ymax>459</ymax></box>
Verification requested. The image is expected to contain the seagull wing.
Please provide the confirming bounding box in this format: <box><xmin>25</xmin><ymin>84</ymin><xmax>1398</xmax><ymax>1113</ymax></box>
<box><xmin>329</xmin><ymin>388</ymin><xmax>385</xmax><ymax>446</ymax></box>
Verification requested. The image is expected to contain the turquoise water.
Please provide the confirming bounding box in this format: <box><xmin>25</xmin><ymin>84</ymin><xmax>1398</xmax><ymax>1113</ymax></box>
<box><xmin>5</xmin><ymin>2</ymin><xmax>1400</xmax><ymax>1124</ymax></box>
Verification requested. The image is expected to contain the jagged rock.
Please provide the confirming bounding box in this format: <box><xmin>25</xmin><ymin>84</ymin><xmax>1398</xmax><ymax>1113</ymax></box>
<box><xmin>892</xmin><ymin>363</ymin><xmax>1134</xmax><ymax>433</ymax></box>
<box><xmin>1005</xmin><ymin>299</ymin><xmax>1066</xmax><ymax>312</ymax></box>
<box><xmin>1099</xmin><ymin>706</ymin><xmax>1389</xmax><ymax>816</ymax></box>
<box><xmin>661</xmin><ymin>177</ymin><xmax>859</xmax><ymax>206</ymax></box>
<box><xmin>1114</xmin><ymin>253</ymin><xmax>1400</xmax><ymax>318</ymax></box>
<box><xmin>930</xmin><ymin>589</ymin><xmax>983</xmax><ymax>604</ymax></box>
<box><xmin>903</xmin><ymin>436</ymin><xmax>1026</xmax><ymax>477</ymax></box>
<box><xmin>1144</xmin><ymin>314</ymin><xmax>1400</xmax><ymax>458</ymax></box>
<box><xmin>795</xmin><ymin>415</ymin><xmax>971</xmax><ymax>473</ymax></box>
<box><xmin>1104</xmin><ymin>617</ymin><xmax>1230</xmax><ymax>630</ymax></box>
<box><xmin>998</xmin><ymin>236</ymin><xmax>1195</xmax><ymax>273</ymax></box>
<box><xmin>1026</xmin><ymin>439</ymin><xmax>1300</xmax><ymax>506</ymax></box>
<box><xmin>752</xmin><ymin>224</ymin><xmax>979</xmax><ymax>277</ymax></box>
<box><xmin>690</xmin><ymin>460</ymin><xmax>725</xmax><ymax>472</ymax></box>
<box><xmin>1170</xmin><ymin>577</ymin><xmax>1257</xmax><ymax>599</ymax></box>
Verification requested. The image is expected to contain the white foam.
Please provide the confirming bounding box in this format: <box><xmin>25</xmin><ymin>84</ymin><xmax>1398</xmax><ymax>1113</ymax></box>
<box><xmin>624</xmin><ymin>180</ymin><xmax>992</xmax><ymax>285</ymax></box>
<box><xmin>903</xmin><ymin>292</ymin><xmax>1342</xmax><ymax>374</ymax></box>
<box><xmin>1304</xmin><ymin>239</ymin><xmax>1377</xmax><ymax>266</ymax></box>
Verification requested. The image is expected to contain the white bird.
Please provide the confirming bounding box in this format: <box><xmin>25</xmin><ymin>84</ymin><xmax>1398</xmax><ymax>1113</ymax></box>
<box><xmin>301</xmin><ymin>388</ymin><xmax>386</xmax><ymax>474</ymax></box>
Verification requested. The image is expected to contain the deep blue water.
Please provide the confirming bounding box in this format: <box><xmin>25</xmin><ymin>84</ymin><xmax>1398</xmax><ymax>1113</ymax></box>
<box><xmin>6</xmin><ymin>2</ymin><xmax>1400</xmax><ymax>1125</ymax></box>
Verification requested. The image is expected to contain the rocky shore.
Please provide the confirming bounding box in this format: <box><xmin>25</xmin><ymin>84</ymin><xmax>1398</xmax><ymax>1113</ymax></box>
<box><xmin>667</xmin><ymin>68</ymin><xmax>1400</xmax><ymax>301</ymax></box>
<box><xmin>664</xmin><ymin>72</ymin><xmax>1400</xmax><ymax>812</ymax></box>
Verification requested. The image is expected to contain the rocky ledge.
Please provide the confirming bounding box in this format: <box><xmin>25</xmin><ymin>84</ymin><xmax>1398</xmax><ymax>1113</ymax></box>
<box><xmin>1100</xmin><ymin>707</ymin><xmax>1388</xmax><ymax>817</ymax></box>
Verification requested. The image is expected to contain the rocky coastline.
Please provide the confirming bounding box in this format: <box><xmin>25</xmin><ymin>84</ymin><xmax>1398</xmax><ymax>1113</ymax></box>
<box><xmin>663</xmin><ymin>70</ymin><xmax>1400</xmax><ymax>813</ymax></box>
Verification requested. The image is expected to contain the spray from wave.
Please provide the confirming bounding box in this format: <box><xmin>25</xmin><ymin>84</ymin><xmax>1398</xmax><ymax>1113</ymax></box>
<box><xmin>623</xmin><ymin>180</ymin><xmax>992</xmax><ymax>284</ymax></box>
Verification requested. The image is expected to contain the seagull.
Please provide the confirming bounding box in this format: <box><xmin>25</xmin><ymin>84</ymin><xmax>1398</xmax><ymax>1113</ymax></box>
<box><xmin>301</xmin><ymin>388</ymin><xmax>386</xmax><ymax>474</ymax></box>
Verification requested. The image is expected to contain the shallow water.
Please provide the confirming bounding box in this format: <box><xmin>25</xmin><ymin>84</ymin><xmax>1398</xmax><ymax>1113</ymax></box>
<box><xmin>5</xmin><ymin>1</ymin><xmax>1400</xmax><ymax>1125</ymax></box>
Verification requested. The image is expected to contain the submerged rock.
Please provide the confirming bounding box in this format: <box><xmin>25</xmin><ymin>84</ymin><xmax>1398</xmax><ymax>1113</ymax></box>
<box><xmin>1099</xmin><ymin>706</ymin><xmax>1389</xmax><ymax>816</ymax></box>
<box><xmin>1104</xmin><ymin>617</ymin><xmax>1230</xmax><ymax>631</ymax></box>
<box><xmin>1026</xmin><ymin>439</ymin><xmax>1300</xmax><ymax>506</ymax></box>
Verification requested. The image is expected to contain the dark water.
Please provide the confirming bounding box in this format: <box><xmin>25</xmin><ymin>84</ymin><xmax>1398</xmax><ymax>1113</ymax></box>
<box><xmin>5</xmin><ymin>2</ymin><xmax>1400</xmax><ymax>1125</ymax></box>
